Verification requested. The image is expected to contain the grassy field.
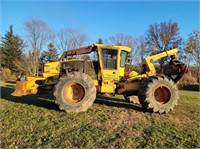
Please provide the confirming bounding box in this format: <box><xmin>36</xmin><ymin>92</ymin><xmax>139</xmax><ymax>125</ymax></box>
<box><xmin>0</xmin><ymin>81</ymin><xmax>199</xmax><ymax>148</ymax></box>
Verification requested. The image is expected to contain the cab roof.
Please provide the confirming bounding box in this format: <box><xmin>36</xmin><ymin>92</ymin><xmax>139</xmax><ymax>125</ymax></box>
<box><xmin>94</xmin><ymin>44</ymin><xmax>132</xmax><ymax>53</ymax></box>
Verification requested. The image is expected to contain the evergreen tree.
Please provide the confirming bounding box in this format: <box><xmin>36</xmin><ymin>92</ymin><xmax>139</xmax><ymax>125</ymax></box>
<box><xmin>41</xmin><ymin>43</ymin><xmax>59</xmax><ymax>63</ymax></box>
<box><xmin>0</xmin><ymin>25</ymin><xmax>24</xmax><ymax>72</ymax></box>
<box><xmin>97</xmin><ymin>38</ymin><xmax>103</xmax><ymax>44</ymax></box>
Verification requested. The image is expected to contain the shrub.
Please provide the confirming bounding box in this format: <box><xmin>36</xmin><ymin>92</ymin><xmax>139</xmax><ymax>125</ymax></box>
<box><xmin>178</xmin><ymin>71</ymin><xmax>197</xmax><ymax>85</ymax></box>
<box><xmin>180</xmin><ymin>84</ymin><xmax>199</xmax><ymax>91</ymax></box>
<box><xmin>0</xmin><ymin>68</ymin><xmax>18</xmax><ymax>81</ymax></box>
<box><xmin>0</xmin><ymin>68</ymin><xmax>12</xmax><ymax>81</ymax></box>
<box><xmin>11</xmin><ymin>74</ymin><xmax>17</xmax><ymax>81</ymax></box>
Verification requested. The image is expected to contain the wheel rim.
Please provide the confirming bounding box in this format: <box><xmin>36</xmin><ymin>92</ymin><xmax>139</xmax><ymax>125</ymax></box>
<box><xmin>63</xmin><ymin>83</ymin><xmax>85</xmax><ymax>104</ymax></box>
<box><xmin>154</xmin><ymin>86</ymin><xmax>171</xmax><ymax>104</ymax></box>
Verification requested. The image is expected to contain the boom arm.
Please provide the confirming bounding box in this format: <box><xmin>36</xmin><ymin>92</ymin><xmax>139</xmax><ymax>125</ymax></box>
<box><xmin>59</xmin><ymin>45</ymin><xmax>94</xmax><ymax>61</ymax></box>
<box><xmin>142</xmin><ymin>48</ymin><xmax>178</xmax><ymax>76</ymax></box>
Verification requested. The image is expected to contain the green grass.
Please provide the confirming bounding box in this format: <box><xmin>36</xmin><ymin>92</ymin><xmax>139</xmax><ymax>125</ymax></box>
<box><xmin>1</xmin><ymin>81</ymin><xmax>200</xmax><ymax>148</ymax></box>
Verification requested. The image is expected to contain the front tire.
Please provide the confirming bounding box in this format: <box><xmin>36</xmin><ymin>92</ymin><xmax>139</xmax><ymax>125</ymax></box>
<box><xmin>54</xmin><ymin>72</ymin><xmax>96</xmax><ymax>112</ymax></box>
<box><xmin>138</xmin><ymin>76</ymin><xmax>178</xmax><ymax>113</ymax></box>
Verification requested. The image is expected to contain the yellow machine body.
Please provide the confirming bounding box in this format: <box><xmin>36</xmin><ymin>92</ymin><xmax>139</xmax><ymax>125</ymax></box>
<box><xmin>11</xmin><ymin>61</ymin><xmax>60</xmax><ymax>96</ymax></box>
<box><xmin>95</xmin><ymin>44</ymin><xmax>131</xmax><ymax>93</ymax></box>
<box><xmin>141</xmin><ymin>49</ymin><xmax>178</xmax><ymax>76</ymax></box>
<box><xmin>43</xmin><ymin>61</ymin><xmax>60</xmax><ymax>78</ymax></box>
<box><xmin>11</xmin><ymin>44</ymin><xmax>185</xmax><ymax>97</ymax></box>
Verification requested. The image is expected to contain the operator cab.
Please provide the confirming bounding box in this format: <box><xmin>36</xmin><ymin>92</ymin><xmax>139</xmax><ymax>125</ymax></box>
<box><xmin>95</xmin><ymin>44</ymin><xmax>131</xmax><ymax>93</ymax></box>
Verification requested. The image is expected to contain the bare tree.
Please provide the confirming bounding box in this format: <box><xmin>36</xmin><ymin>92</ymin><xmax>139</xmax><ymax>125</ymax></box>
<box><xmin>106</xmin><ymin>33</ymin><xmax>141</xmax><ymax>68</ymax></box>
<box><xmin>185</xmin><ymin>30</ymin><xmax>200</xmax><ymax>81</ymax></box>
<box><xmin>133</xmin><ymin>35</ymin><xmax>150</xmax><ymax>67</ymax></box>
<box><xmin>146</xmin><ymin>20</ymin><xmax>182</xmax><ymax>50</ymax></box>
<box><xmin>14</xmin><ymin>52</ymin><xmax>35</xmax><ymax>75</ymax></box>
<box><xmin>105</xmin><ymin>32</ymin><xmax>135</xmax><ymax>47</ymax></box>
<box><xmin>57</xmin><ymin>28</ymin><xmax>89</xmax><ymax>52</ymax></box>
<box><xmin>24</xmin><ymin>18</ymin><xmax>52</xmax><ymax>76</ymax></box>
<box><xmin>145</xmin><ymin>20</ymin><xmax>182</xmax><ymax>72</ymax></box>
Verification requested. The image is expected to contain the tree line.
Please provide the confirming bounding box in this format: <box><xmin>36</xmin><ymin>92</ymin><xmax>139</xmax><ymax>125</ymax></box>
<box><xmin>0</xmin><ymin>18</ymin><xmax>199</xmax><ymax>83</ymax></box>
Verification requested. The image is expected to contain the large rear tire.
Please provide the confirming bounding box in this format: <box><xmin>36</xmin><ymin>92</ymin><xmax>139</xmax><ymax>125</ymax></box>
<box><xmin>138</xmin><ymin>76</ymin><xmax>178</xmax><ymax>113</ymax></box>
<box><xmin>54</xmin><ymin>72</ymin><xmax>96</xmax><ymax>112</ymax></box>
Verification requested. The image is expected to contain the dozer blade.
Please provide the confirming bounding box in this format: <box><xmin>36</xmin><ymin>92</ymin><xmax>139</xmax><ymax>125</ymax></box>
<box><xmin>11</xmin><ymin>81</ymin><xmax>38</xmax><ymax>97</ymax></box>
<box><xmin>11</xmin><ymin>81</ymin><xmax>28</xmax><ymax>96</ymax></box>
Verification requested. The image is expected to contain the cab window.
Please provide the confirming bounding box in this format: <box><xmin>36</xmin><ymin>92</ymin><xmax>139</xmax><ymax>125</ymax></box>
<box><xmin>120</xmin><ymin>51</ymin><xmax>128</xmax><ymax>67</ymax></box>
<box><xmin>101</xmin><ymin>48</ymin><xmax>117</xmax><ymax>69</ymax></box>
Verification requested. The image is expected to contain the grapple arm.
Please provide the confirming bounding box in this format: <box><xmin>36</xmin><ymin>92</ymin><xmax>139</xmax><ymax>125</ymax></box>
<box><xmin>141</xmin><ymin>48</ymin><xmax>188</xmax><ymax>82</ymax></box>
<box><xmin>142</xmin><ymin>48</ymin><xmax>179</xmax><ymax>76</ymax></box>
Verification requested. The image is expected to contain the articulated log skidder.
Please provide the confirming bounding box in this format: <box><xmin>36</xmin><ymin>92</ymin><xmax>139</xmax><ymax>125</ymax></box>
<box><xmin>11</xmin><ymin>44</ymin><xmax>188</xmax><ymax>113</ymax></box>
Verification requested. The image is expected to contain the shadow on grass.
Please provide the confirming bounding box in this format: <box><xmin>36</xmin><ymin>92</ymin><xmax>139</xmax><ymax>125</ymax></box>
<box><xmin>1</xmin><ymin>85</ymin><xmax>144</xmax><ymax>113</ymax></box>
<box><xmin>1</xmin><ymin>86</ymin><xmax>60</xmax><ymax>111</ymax></box>
<box><xmin>95</xmin><ymin>95</ymin><xmax>144</xmax><ymax>112</ymax></box>
<box><xmin>6</xmin><ymin>81</ymin><xmax>17</xmax><ymax>83</ymax></box>
<box><xmin>5</xmin><ymin>84</ymin><xmax>15</xmax><ymax>88</ymax></box>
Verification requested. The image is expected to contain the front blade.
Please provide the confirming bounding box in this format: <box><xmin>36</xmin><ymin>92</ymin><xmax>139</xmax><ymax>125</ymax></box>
<box><xmin>11</xmin><ymin>81</ymin><xmax>28</xmax><ymax>96</ymax></box>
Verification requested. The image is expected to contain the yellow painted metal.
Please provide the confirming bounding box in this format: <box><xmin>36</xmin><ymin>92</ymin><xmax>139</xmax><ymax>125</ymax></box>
<box><xmin>43</xmin><ymin>61</ymin><xmax>60</xmax><ymax>78</ymax></box>
<box><xmin>96</xmin><ymin>44</ymin><xmax>131</xmax><ymax>78</ymax></box>
<box><xmin>142</xmin><ymin>48</ymin><xmax>178</xmax><ymax>76</ymax></box>
<box><xmin>96</xmin><ymin>44</ymin><xmax>131</xmax><ymax>93</ymax></box>
<box><xmin>117</xmin><ymin>82</ymin><xmax>141</xmax><ymax>94</ymax></box>
<box><xmin>101</xmin><ymin>69</ymin><xmax>119</xmax><ymax>81</ymax></box>
<box><xmin>11</xmin><ymin>44</ymin><xmax>180</xmax><ymax>98</ymax></box>
<box><xmin>11</xmin><ymin>76</ymin><xmax>47</xmax><ymax>96</ymax></box>
<box><xmin>26</xmin><ymin>76</ymin><xmax>46</xmax><ymax>89</ymax></box>
<box><xmin>129</xmin><ymin>71</ymin><xmax>139</xmax><ymax>77</ymax></box>
<box><xmin>11</xmin><ymin>44</ymin><xmax>133</xmax><ymax>96</ymax></box>
<box><xmin>127</xmin><ymin>74</ymin><xmax>147</xmax><ymax>82</ymax></box>
<box><xmin>93</xmin><ymin>80</ymin><xmax>98</xmax><ymax>86</ymax></box>
<box><xmin>11</xmin><ymin>81</ymin><xmax>28</xmax><ymax>96</ymax></box>
<box><xmin>94</xmin><ymin>44</ymin><xmax>131</xmax><ymax>53</ymax></box>
<box><xmin>12</xmin><ymin>61</ymin><xmax>60</xmax><ymax>96</ymax></box>
<box><xmin>100</xmin><ymin>80</ymin><xmax>116</xmax><ymax>93</ymax></box>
